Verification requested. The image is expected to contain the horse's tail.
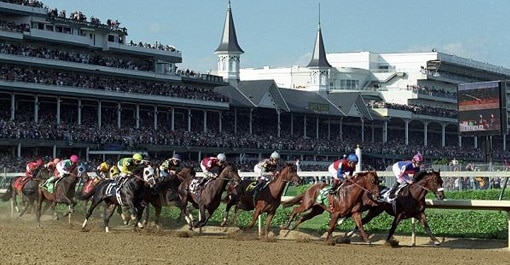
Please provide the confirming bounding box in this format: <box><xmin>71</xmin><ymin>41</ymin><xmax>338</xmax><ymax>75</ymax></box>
<box><xmin>75</xmin><ymin>184</ymin><xmax>96</xmax><ymax>201</ymax></box>
<box><xmin>281</xmin><ymin>193</ymin><xmax>304</xmax><ymax>208</ymax></box>
<box><xmin>1</xmin><ymin>183</ymin><xmax>13</xmax><ymax>201</ymax></box>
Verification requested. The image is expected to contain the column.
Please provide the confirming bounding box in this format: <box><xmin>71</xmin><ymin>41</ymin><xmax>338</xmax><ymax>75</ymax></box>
<box><xmin>34</xmin><ymin>95</ymin><xmax>39</xmax><ymax>123</ymax></box>
<box><xmin>328</xmin><ymin>117</ymin><xmax>331</xmax><ymax>140</ymax></box>
<box><xmin>474</xmin><ymin>136</ymin><xmax>478</xmax><ymax>148</ymax></box>
<box><xmin>290</xmin><ymin>114</ymin><xmax>294</xmax><ymax>137</ymax></box>
<box><xmin>218</xmin><ymin>111</ymin><xmax>222</xmax><ymax>133</ymax></box>
<box><xmin>458</xmin><ymin>135</ymin><xmax>462</xmax><ymax>147</ymax></box>
<box><xmin>135</xmin><ymin>104</ymin><xmax>140</xmax><ymax>129</ymax></box>
<box><xmin>303</xmin><ymin>115</ymin><xmax>307</xmax><ymax>138</ymax></box>
<box><xmin>187</xmin><ymin>109</ymin><xmax>191</xmax><ymax>132</ymax></box>
<box><xmin>316</xmin><ymin>115</ymin><xmax>319</xmax><ymax>140</ymax></box>
<box><xmin>171</xmin><ymin>108</ymin><xmax>175</xmax><ymax>131</ymax></box>
<box><xmin>441</xmin><ymin>123</ymin><xmax>446</xmax><ymax>147</ymax></box>
<box><xmin>117</xmin><ymin>103</ymin><xmax>121</xmax><ymax>129</ymax></box>
<box><xmin>404</xmin><ymin>119</ymin><xmax>410</xmax><ymax>145</ymax></box>
<box><xmin>56</xmin><ymin>97</ymin><xmax>61</xmax><ymax>124</ymax></box>
<box><xmin>383</xmin><ymin>120</ymin><xmax>388</xmax><ymax>143</ymax></box>
<box><xmin>339</xmin><ymin>118</ymin><xmax>343</xmax><ymax>139</ymax></box>
<box><xmin>78</xmin><ymin>99</ymin><xmax>82</xmax><ymax>125</ymax></box>
<box><xmin>249</xmin><ymin>109</ymin><xmax>253</xmax><ymax>135</ymax></box>
<box><xmin>10</xmin><ymin>93</ymin><xmax>15</xmax><ymax>120</ymax></box>
<box><xmin>277</xmin><ymin>110</ymin><xmax>281</xmax><ymax>138</ymax></box>
<box><xmin>423</xmin><ymin>121</ymin><xmax>429</xmax><ymax>147</ymax></box>
<box><xmin>154</xmin><ymin>106</ymin><xmax>158</xmax><ymax>131</ymax></box>
<box><xmin>97</xmin><ymin>101</ymin><xmax>102</xmax><ymax>129</ymax></box>
<box><xmin>361</xmin><ymin>118</ymin><xmax>365</xmax><ymax>142</ymax></box>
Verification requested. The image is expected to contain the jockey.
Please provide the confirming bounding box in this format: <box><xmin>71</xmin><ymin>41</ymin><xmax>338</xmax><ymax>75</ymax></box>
<box><xmin>388</xmin><ymin>153</ymin><xmax>423</xmax><ymax>199</ymax></box>
<box><xmin>327</xmin><ymin>154</ymin><xmax>358</xmax><ymax>194</ymax></box>
<box><xmin>96</xmin><ymin>162</ymin><xmax>110</xmax><ymax>179</ymax></box>
<box><xmin>253</xmin><ymin>151</ymin><xmax>280</xmax><ymax>193</ymax></box>
<box><xmin>159</xmin><ymin>153</ymin><xmax>183</xmax><ymax>178</ymax></box>
<box><xmin>199</xmin><ymin>153</ymin><xmax>227</xmax><ymax>188</ymax></box>
<box><xmin>109</xmin><ymin>164</ymin><xmax>120</xmax><ymax>179</ymax></box>
<box><xmin>116</xmin><ymin>153</ymin><xmax>144</xmax><ymax>186</ymax></box>
<box><xmin>24</xmin><ymin>158</ymin><xmax>43</xmax><ymax>181</ymax></box>
<box><xmin>42</xmin><ymin>155</ymin><xmax>79</xmax><ymax>191</ymax></box>
<box><xmin>44</xmin><ymin>158</ymin><xmax>61</xmax><ymax>172</ymax></box>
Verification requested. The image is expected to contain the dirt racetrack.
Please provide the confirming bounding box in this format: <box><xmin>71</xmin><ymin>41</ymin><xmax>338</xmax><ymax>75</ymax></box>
<box><xmin>0</xmin><ymin>213</ymin><xmax>509</xmax><ymax>265</ymax></box>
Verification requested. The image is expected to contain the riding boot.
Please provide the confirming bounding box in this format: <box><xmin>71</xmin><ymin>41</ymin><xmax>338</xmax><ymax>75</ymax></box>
<box><xmin>388</xmin><ymin>182</ymin><xmax>400</xmax><ymax>199</ymax></box>
<box><xmin>42</xmin><ymin>176</ymin><xmax>55</xmax><ymax>188</ymax></box>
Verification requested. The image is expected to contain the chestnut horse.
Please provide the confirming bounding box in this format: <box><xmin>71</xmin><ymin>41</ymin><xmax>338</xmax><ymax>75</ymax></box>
<box><xmin>348</xmin><ymin>169</ymin><xmax>445</xmax><ymax>245</ymax></box>
<box><xmin>143</xmin><ymin>166</ymin><xmax>195</xmax><ymax>228</ymax></box>
<box><xmin>221</xmin><ymin>163</ymin><xmax>300</xmax><ymax>239</ymax></box>
<box><xmin>36</xmin><ymin>164</ymin><xmax>87</xmax><ymax>227</ymax></box>
<box><xmin>178</xmin><ymin>162</ymin><xmax>241</xmax><ymax>230</ymax></box>
<box><xmin>282</xmin><ymin>171</ymin><xmax>380</xmax><ymax>243</ymax></box>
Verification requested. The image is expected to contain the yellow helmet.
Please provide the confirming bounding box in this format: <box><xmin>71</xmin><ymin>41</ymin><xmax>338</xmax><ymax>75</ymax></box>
<box><xmin>109</xmin><ymin>166</ymin><xmax>120</xmax><ymax>178</ymax></box>
<box><xmin>132</xmin><ymin>153</ymin><xmax>143</xmax><ymax>161</ymax></box>
<box><xmin>98</xmin><ymin>162</ymin><xmax>109</xmax><ymax>172</ymax></box>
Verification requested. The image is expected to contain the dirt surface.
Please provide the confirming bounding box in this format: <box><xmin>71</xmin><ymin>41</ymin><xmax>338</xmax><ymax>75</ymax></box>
<box><xmin>0</xmin><ymin>212</ymin><xmax>509</xmax><ymax>265</ymax></box>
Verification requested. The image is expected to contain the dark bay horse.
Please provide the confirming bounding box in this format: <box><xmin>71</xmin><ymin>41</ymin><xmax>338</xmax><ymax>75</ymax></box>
<box><xmin>178</xmin><ymin>162</ymin><xmax>241</xmax><ymax>230</ymax></box>
<box><xmin>348</xmin><ymin>169</ymin><xmax>445</xmax><ymax>245</ymax></box>
<box><xmin>143</xmin><ymin>166</ymin><xmax>195</xmax><ymax>228</ymax></box>
<box><xmin>36</xmin><ymin>164</ymin><xmax>87</xmax><ymax>227</ymax></box>
<box><xmin>1</xmin><ymin>169</ymin><xmax>41</xmax><ymax>217</ymax></box>
<box><xmin>282</xmin><ymin>171</ymin><xmax>380</xmax><ymax>243</ymax></box>
<box><xmin>221</xmin><ymin>163</ymin><xmax>300</xmax><ymax>239</ymax></box>
<box><xmin>81</xmin><ymin>165</ymin><xmax>157</xmax><ymax>232</ymax></box>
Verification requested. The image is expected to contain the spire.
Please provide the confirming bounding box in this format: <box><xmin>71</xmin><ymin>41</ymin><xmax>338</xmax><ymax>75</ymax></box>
<box><xmin>215</xmin><ymin>0</ymin><xmax>244</xmax><ymax>53</ymax></box>
<box><xmin>307</xmin><ymin>4</ymin><xmax>331</xmax><ymax>68</ymax></box>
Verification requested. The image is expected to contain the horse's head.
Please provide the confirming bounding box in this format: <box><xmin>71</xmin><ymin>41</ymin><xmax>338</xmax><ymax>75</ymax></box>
<box><xmin>415</xmin><ymin>169</ymin><xmax>445</xmax><ymax>200</ymax></box>
<box><xmin>276</xmin><ymin>163</ymin><xmax>300</xmax><ymax>185</ymax></box>
<box><xmin>219</xmin><ymin>162</ymin><xmax>241</xmax><ymax>185</ymax></box>
<box><xmin>352</xmin><ymin>171</ymin><xmax>380</xmax><ymax>201</ymax></box>
<box><xmin>142</xmin><ymin>165</ymin><xmax>157</xmax><ymax>188</ymax></box>
<box><xmin>177</xmin><ymin>167</ymin><xmax>196</xmax><ymax>181</ymax></box>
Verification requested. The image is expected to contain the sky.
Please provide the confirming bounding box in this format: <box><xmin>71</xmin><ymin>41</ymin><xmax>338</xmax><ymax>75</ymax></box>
<box><xmin>41</xmin><ymin>0</ymin><xmax>510</xmax><ymax>73</ymax></box>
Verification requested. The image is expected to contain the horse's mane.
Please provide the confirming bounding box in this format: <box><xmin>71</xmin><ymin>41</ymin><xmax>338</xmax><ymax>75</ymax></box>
<box><xmin>414</xmin><ymin>169</ymin><xmax>438</xmax><ymax>182</ymax></box>
<box><xmin>282</xmin><ymin>163</ymin><xmax>297</xmax><ymax>171</ymax></box>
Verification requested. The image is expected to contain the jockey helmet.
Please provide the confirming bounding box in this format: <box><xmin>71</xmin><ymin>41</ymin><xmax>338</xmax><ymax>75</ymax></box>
<box><xmin>347</xmin><ymin>154</ymin><xmax>358</xmax><ymax>163</ymax></box>
<box><xmin>70</xmin><ymin>155</ymin><xmax>79</xmax><ymax>164</ymax></box>
<box><xmin>132</xmin><ymin>153</ymin><xmax>143</xmax><ymax>161</ymax></box>
<box><xmin>97</xmin><ymin>162</ymin><xmax>109</xmax><ymax>172</ymax></box>
<box><xmin>109</xmin><ymin>165</ymin><xmax>120</xmax><ymax>177</ymax></box>
<box><xmin>53</xmin><ymin>158</ymin><xmax>61</xmax><ymax>164</ymax></box>
<box><xmin>36</xmin><ymin>159</ymin><xmax>43</xmax><ymax>166</ymax></box>
<box><xmin>413</xmin><ymin>153</ymin><xmax>424</xmax><ymax>163</ymax></box>
<box><xmin>270</xmin><ymin>151</ymin><xmax>280</xmax><ymax>161</ymax></box>
<box><xmin>217</xmin><ymin>153</ymin><xmax>226</xmax><ymax>162</ymax></box>
<box><xmin>172</xmin><ymin>154</ymin><xmax>181</xmax><ymax>161</ymax></box>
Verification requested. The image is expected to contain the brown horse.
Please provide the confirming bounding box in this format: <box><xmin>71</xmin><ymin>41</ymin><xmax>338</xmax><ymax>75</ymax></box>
<box><xmin>221</xmin><ymin>163</ymin><xmax>300</xmax><ymax>239</ymax></box>
<box><xmin>348</xmin><ymin>169</ymin><xmax>445</xmax><ymax>245</ymax></box>
<box><xmin>282</xmin><ymin>171</ymin><xmax>380</xmax><ymax>243</ymax></box>
<box><xmin>1</xmin><ymin>169</ymin><xmax>41</xmax><ymax>217</ymax></box>
<box><xmin>36</xmin><ymin>164</ymin><xmax>87</xmax><ymax>227</ymax></box>
<box><xmin>142</xmin><ymin>166</ymin><xmax>195</xmax><ymax>228</ymax></box>
<box><xmin>178</xmin><ymin>162</ymin><xmax>241</xmax><ymax>230</ymax></box>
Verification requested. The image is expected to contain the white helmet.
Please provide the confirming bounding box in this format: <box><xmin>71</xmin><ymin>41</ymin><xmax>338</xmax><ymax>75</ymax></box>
<box><xmin>270</xmin><ymin>151</ymin><xmax>280</xmax><ymax>160</ymax></box>
<box><xmin>217</xmin><ymin>153</ymin><xmax>226</xmax><ymax>162</ymax></box>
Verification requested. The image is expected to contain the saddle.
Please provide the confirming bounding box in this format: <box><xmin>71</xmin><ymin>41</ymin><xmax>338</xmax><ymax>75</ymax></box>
<box><xmin>189</xmin><ymin>178</ymin><xmax>211</xmax><ymax>195</ymax></box>
<box><xmin>14</xmin><ymin>177</ymin><xmax>28</xmax><ymax>192</ymax></box>
<box><xmin>379</xmin><ymin>184</ymin><xmax>408</xmax><ymax>203</ymax></box>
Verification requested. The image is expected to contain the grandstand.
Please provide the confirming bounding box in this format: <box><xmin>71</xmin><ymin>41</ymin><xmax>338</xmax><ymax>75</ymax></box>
<box><xmin>2</xmin><ymin>0</ymin><xmax>510</xmax><ymax>174</ymax></box>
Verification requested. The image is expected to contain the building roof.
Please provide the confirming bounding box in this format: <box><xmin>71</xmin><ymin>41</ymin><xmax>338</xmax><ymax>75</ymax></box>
<box><xmin>307</xmin><ymin>24</ymin><xmax>331</xmax><ymax>68</ymax></box>
<box><xmin>214</xmin><ymin>2</ymin><xmax>244</xmax><ymax>54</ymax></box>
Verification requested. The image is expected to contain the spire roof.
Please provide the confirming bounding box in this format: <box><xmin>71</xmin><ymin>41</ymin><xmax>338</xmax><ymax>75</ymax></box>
<box><xmin>215</xmin><ymin>1</ymin><xmax>244</xmax><ymax>53</ymax></box>
<box><xmin>307</xmin><ymin>16</ymin><xmax>331</xmax><ymax>68</ymax></box>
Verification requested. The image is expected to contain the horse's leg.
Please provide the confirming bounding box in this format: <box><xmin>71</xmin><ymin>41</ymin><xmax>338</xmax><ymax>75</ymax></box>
<box><xmin>82</xmin><ymin>196</ymin><xmax>104</xmax><ymax>231</ymax></box>
<box><xmin>103</xmin><ymin>204</ymin><xmax>117</xmax><ymax>233</ymax></box>
<box><xmin>416</xmin><ymin>212</ymin><xmax>441</xmax><ymax>245</ymax></box>
<box><xmin>263</xmin><ymin>212</ymin><xmax>275</xmax><ymax>239</ymax></box>
<box><xmin>153</xmin><ymin>204</ymin><xmax>162</xmax><ymax>230</ymax></box>
<box><xmin>244</xmin><ymin>208</ymin><xmax>262</xmax><ymax>231</ymax></box>
<box><xmin>220</xmin><ymin>199</ymin><xmax>235</xmax><ymax>227</ymax></box>
<box><xmin>12</xmin><ymin>190</ymin><xmax>19</xmax><ymax>213</ymax></box>
<box><xmin>325</xmin><ymin>212</ymin><xmax>340</xmax><ymax>242</ymax></box>
<box><xmin>386</xmin><ymin>215</ymin><xmax>403</xmax><ymax>243</ymax></box>
<box><xmin>181</xmin><ymin>195</ymin><xmax>194</xmax><ymax>230</ymax></box>
<box><xmin>35</xmin><ymin>192</ymin><xmax>44</xmax><ymax>228</ymax></box>
<box><xmin>351</xmin><ymin>212</ymin><xmax>371</xmax><ymax>243</ymax></box>
<box><xmin>292</xmin><ymin>205</ymin><xmax>324</xmax><ymax>230</ymax></box>
<box><xmin>346</xmin><ymin>208</ymin><xmax>382</xmax><ymax>237</ymax></box>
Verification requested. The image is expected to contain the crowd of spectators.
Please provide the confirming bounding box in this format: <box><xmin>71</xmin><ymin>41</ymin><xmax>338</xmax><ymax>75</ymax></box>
<box><xmin>1</xmin><ymin>0</ymin><xmax>43</xmax><ymax>7</ymax></box>
<box><xmin>370</xmin><ymin>101</ymin><xmax>457</xmax><ymax>118</ymax></box>
<box><xmin>407</xmin><ymin>84</ymin><xmax>457</xmax><ymax>100</ymax></box>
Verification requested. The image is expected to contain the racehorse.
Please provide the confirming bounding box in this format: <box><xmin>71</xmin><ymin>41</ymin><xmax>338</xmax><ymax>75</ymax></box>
<box><xmin>81</xmin><ymin>164</ymin><xmax>157</xmax><ymax>232</ymax></box>
<box><xmin>348</xmin><ymin>169</ymin><xmax>445</xmax><ymax>245</ymax></box>
<box><xmin>221</xmin><ymin>163</ymin><xmax>300</xmax><ymax>239</ymax></box>
<box><xmin>0</xmin><ymin>165</ymin><xmax>44</xmax><ymax>217</ymax></box>
<box><xmin>142</xmin><ymin>166</ymin><xmax>195</xmax><ymax>229</ymax></box>
<box><xmin>282</xmin><ymin>171</ymin><xmax>380</xmax><ymax>243</ymax></box>
<box><xmin>36</xmin><ymin>164</ymin><xmax>87</xmax><ymax>227</ymax></box>
<box><xmin>178</xmin><ymin>162</ymin><xmax>241</xmax><ymax>230</ymax></box>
